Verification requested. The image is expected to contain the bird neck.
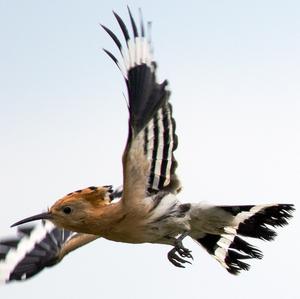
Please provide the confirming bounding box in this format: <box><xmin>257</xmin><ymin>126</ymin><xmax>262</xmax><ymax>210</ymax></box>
<box><xmin>80</xmin><ymin>201</ymin><xmax>126</xmax><ymax>235</ymax></box>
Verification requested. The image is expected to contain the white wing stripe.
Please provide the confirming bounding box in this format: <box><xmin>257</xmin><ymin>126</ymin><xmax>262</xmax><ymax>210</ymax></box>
<box><xmin>152</xmin><ymin>109</ymin><xmax>165</xmax><ymax>190</ymax></box>
<box><xmin>164</xmin><ymin>107</ymin><xmax>173</xmax><ymax>186</ymax></box>
<box><xmin>123</xmin><ymin>37</ymin><xmax>152</xmax><ymax>71</ymax></box>
<box><xmin>0</xmin><ymin>221</ymin><xmax>54</xmax><ymax>283</ymax></box>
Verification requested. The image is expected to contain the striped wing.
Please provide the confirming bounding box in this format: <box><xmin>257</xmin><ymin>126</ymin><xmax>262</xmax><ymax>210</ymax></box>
<box><xmin>0</xmin><ymin>221</ymin><xmax>98</xmax><ymax>283</ymax></box>
<box><xmin>102</xmin><ymin>8</ymin><xmax>180</xmax><ymax>202</ymax></box>
<box><xmin>144</xmin><ymin>103</ymin><xmax>179</xmax><ymax>193</ymax></box>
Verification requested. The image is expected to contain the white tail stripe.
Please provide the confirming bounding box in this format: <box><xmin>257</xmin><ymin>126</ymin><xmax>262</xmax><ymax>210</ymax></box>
<box><xmin>224</xmin><ymin>226</ymin><xmax>237</xmax><ymax>235</ymax></box>
<box><xmin>217</xmin><ymin>235</ymin><xmax>234</xmax><ymax>250</ymax></box>
<box><xmin>232</xmin><ymin>205</ymin><xmax>272</xmax><ymax>227</ymax></box>
<box><xmin>215</xmin><ymin>247</ymin><xmax>227</xmax><ymax>263</ymax></box>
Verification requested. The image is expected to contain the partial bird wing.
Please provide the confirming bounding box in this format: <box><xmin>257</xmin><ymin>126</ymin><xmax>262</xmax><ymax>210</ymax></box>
<box><xmin>0</xmin><ymin>221</ymin><xmax>98</xmax><ymax>283</ymax></box>
<box><xmin>102</xmin><ymin>8</ymin><xmax>180</xmax><ymax>207</ymax></box>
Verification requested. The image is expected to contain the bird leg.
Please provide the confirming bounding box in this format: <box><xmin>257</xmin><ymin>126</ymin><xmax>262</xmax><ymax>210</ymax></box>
<box><xmin>167</xmin><ymin>232</ymin><xmax>193</xmax><ymax>268</ymax></box>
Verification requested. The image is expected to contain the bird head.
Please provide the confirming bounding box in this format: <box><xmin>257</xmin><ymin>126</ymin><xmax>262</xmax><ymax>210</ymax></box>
<box><xmin>11</xmin><ymin>185</ymin><xmax>114</xmax><ymax>232</ymax></box>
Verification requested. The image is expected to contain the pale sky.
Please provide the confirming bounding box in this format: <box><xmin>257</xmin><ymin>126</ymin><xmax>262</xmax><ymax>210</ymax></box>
<box><xmin>0</xmin><ymin>1</ymin><xmax>299</xmax><ymax>298</ymax></box>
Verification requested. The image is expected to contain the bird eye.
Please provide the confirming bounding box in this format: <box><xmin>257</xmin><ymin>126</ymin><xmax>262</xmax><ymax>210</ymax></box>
<box><xmin>62</xmin><ymin>206</ymin><xmax>72</xmax><ymax>215</ymax></box>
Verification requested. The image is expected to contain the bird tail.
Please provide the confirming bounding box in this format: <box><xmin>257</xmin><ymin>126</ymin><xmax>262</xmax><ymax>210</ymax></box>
<box><xmin>188</xmin><ymin>203</ymin><xmax>294</xmax><ymax>274</ymax></box>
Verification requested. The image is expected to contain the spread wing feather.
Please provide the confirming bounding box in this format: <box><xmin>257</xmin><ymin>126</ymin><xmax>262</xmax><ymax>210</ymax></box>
<box><xmin>102</xmin><ymin>8</ymin><xmax>180</xmax><ymax>204</ymax></box>
<box><xmin>0</xmin><ymin>221</ymin><xmax>98</xmax><ymax>283</ymax></box>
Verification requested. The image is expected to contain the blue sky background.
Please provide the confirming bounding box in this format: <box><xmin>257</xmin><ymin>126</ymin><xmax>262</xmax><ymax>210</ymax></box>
<box><xmin>0</xmin><ymin>1</ymin><xmax>299</xmax><ymax>298</ymax></box>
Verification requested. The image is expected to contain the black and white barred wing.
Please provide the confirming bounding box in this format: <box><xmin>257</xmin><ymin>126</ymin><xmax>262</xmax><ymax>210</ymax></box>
<box><xmin>102</xmin><ymin>9</ymin><xmax>180</xmax><ymax>205</ymax></box>
<box><xmin>0</xmin><ymin>221</ymin><xmax>98</xmax><ymax>283</ymax></box>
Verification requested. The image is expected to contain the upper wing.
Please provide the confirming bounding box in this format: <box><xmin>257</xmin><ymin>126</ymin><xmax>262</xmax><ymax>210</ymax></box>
<box><xmin>0</xmin><ymin>221</ymin><xmax>98</xmax><ymax>284</ymax></box>
<box><xmin>102</xmin><ymin>8</ymin><xmax>180</xmax><ymax>206</ymax></box>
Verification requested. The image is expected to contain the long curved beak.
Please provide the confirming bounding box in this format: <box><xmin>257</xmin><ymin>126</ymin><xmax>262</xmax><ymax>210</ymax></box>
<box><xmin>11</xmin><ymin>211</ymin><xmax>52</xmax><ymax>227</ymax></box>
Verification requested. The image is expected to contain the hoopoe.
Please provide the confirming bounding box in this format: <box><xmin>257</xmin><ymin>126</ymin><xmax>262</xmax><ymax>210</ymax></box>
<box><xmin>0</xmin><ymin>8</ymin><xmax>294</xmax><ymax>284</ymax></box>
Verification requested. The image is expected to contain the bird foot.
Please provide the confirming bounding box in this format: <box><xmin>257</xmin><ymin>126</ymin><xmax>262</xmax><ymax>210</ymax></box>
<box><xmin>167</xmin><ymin>239</ymin><xmax>193</xmax><ymax>268</ymax></box>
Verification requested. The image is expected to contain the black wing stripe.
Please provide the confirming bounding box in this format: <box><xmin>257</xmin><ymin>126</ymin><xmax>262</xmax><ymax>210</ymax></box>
<box><xmin>101</xmin><ymin>25</ymin><xmax>123</xmax><ymax>53</ymax></box>
<box><xmin>139</xmin><ymin>8</ymin><xmax>145</xmax><ymax>37</ymax></box>
<box><xmin>102</xmin><ymin>49</ymin><xmax>126</xmax><ymax>78</ymax></box>
<box><xmin>128</xmin><ymin>7</ymin><xmax>138</xmax><ymax>38</ymax></box>
<box><xmin>147</xmin><ymin>110</ymin><xmax>163</xmax><ymax>191</ymax></box>
<box><xmin>113</xmin><ymin>11</ymin><xmax>130</xmax><ymax>43</ymax></box>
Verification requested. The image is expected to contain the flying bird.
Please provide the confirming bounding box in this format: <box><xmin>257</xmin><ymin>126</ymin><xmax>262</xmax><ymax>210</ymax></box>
<box><xmin>0</xmin><ymin>8</ymin><xmax>294</xmax><ymax>284</ymax></box>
